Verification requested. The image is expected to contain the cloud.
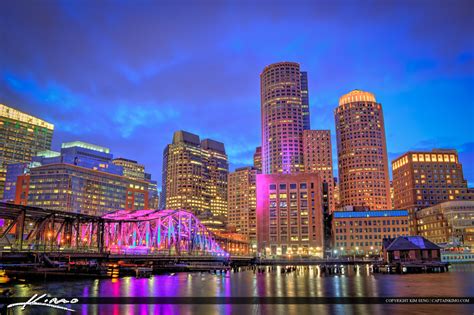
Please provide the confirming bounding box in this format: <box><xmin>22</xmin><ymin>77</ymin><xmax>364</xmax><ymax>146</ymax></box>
<box><xmin>0</xmin><ymin>0</ymin><xmax>473</xmax><ymax>189</ymax></box>
<box><xmin>112</xmin><ymin>104</ymin><xmax>180</xmax><ymax>138</ymax></box>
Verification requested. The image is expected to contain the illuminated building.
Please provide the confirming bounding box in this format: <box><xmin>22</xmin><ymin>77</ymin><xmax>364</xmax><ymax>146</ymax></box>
<box><xmin>8</xmin><ymin>142</ymin><xmax>149</xmax><ymax>215</ymax></box>
<box><xmin>162</xmin><ymin>131</ymin><xmax>228</xmax><ymax>230</ymax></box>
<box><xmin>253</xmin><ymin>146</ymin><xmax>262</xmax><ymax>173</ymax></box>
<box><xmin>260</xmin><ymin>62</ymin><xmax>305</xmax><ymax>174</ymax></box>
<box><xmin>392</xmin><ymin>149</ymin><xmax>472</xmax><ymax>234</ymax></box>
<box><xmin>416</xmin><ymin>201</ymin><xmax>474</xmax><ymax>246</ymax></box>
<box><xmin>332</xmin><ymin>210</ymin><xmax>409</xmax><ymax>256</ymax></box>
<box><xmin>300</xmin><ymin>71</ymin><xmax>311</xmax><ymax>130</ymax></box>
<box><xmin>303</xmin><ymin>130</ymin><xmax>335</xmax><ymax>212</ymax></box>
<box><xmin>112</xmin><ymin>158</ymin><xmax>145</xmax><ymax>181</ymax></box>
<box><xmin>112</xmin><ymin>158</ymin><xmax>158</xmax><ymax>209</ymax></box>
<box><xmin>335</xmin><ymin>90</ymin><xmax>391</xmax><ymax>210</ymax></box>
<box><xmin>228</xmin><ymin>166</ymin><xmax>257</xmax><ymax>249</ymax></box>
<box><xmin>0</xmin><ymin>104</ymin><xmax>54</xmax><ymax>200</ymax></box>
<box><xmin>256</xmin><ymin>173</ymin><xmax>324</xmax><ymax>257</ymax></box>
<box><xmin>145</xmin><ymin>173</ymin><xmax>159</xmax><ymax>209</ymax></box>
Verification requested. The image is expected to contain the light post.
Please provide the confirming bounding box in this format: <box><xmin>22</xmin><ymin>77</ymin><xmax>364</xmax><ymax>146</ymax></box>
<box><xmin>333</xmin><ymin>249</ymin><xmax>338</xmax><ymax>258</ymax></box>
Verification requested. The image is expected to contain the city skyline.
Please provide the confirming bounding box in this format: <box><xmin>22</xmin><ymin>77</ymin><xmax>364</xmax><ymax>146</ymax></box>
<box><xmin>1</xmin><ymin>1</ymin><xmax>473</xmax><ymax>189</ymax></box>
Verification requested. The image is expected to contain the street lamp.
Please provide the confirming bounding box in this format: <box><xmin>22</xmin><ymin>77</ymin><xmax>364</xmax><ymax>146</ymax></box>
<box><xmin>333</xmin><ymin>249</ymin><xmax>338</xmax><ymax>258</ymax></box>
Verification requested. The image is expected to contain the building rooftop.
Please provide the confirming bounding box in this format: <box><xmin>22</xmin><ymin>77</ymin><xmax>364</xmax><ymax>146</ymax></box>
<box><xmin>201</xmin><ymin>139</ymin><xmax>226</xmax><ymax>154</ymax></box>
<box><xmin>338</xmin><ymin>90</ymin><xmax>376</xmax><ymax>106</ymax></box>
<box><xmin>0</xmin><ymin>104</ymin><xmax>54</xmax><ymax>130</ymax></box>
<box><xmin>333</xmin><ymin>210</ymin><xmax>408</xmax><ymax>219</ymax></box>
<box><xmin>384</xmin><ymin>236</ymin><xmax>440</xmax><ymax>251</ymax></box>
<box><xmin>61</xmin><ymin>141</ymin><xmax>110</xmax><ymax>153</ymax></box>
<box><xmin>173</xmin><ymin>130</ymin><xmax>201</xmax><ymax>146</ymax></box>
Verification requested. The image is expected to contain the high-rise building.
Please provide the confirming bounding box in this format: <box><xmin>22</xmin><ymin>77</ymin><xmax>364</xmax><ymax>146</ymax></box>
<box><xmin>256</xmin><ymin>173</ymin><xmax>324</xmax><ymax>257</ymax></box>
<box><xmin>300</xmin><ymin>71</ymin><xmax>311</xmax><ymax>130</ymax></box>
<box><xmin>253</xmin><ymin>146</ymin><xmax>262</xmax><ymax>173</ymax></box>
<box><xmin>303</xmin><ymin>130</ymin><xmax>335</xmax><ymax>212</ymax></box>
<box><xmin>7</xmin><ymin>141</ymin><xmax>149</xmax><ymax>215</ymax></box>
<box><xmin>332</xmin><ymin>210</ymin><xmax>409</xmax><ymax>256</ymax></box>
<box><xmin>0</xmin><ymin>104</ymin><xmax>54</xmax><ymax>200</ymax></box>
<box><xmin>335</xmin><ymin>90</ymin><xmax>391</xmax><ymax>210</ymax></box>
<box><xmin>257</xmin><ymin>62</ymin><xmax>325</xmax><ymax>256</ymax></box>
<box><xmin>162</xmin><ymin>131</ymin><xmax>228</xmax><ymax>230</ymax></box>
<box><xmin>112</xmin><ymin>158</ymin><xmax>145</xmax><ymax>181</ymax></box>
<box><xmin>392</xmin><ymin>149</ymin><xmax>472</xmax><ymax>234</ymax></box>
<box><xmin>416</xmin><ymin>201</ymin><xmax>474</xmax><ymax>246</ymax></box>
<box><xmin>260</xmin><ymin>62</ymin><xmax>304</xmax><ymax>174</ymax></box>
<box><xmin>227</xmin><ymin>166</ymin><xmax>257</xmax><ymax>249</ymax></box>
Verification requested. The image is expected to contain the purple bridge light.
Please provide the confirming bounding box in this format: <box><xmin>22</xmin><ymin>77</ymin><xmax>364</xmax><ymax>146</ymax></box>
<box><xmin>102</xmin><ymin>209</ymin><xmax>228</xmax><ymax>256</ymax></box>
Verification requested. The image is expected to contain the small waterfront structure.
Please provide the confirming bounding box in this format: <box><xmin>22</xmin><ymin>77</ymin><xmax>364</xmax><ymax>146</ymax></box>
<box><xmin>382</xmin><ymin>236</ymin><xmax>441</xmax><ymax>264</ymax></box>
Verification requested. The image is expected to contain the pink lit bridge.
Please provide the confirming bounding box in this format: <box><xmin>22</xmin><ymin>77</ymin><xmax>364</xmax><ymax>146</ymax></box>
<box><xmin>0</xmin><ymin>202</ymin><xmax>249</xmax><ymax>260</ymax></box>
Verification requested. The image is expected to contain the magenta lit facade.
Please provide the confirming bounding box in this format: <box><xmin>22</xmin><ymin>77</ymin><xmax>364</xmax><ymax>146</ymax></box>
<box><xmin>260</xmin><ymin>62</ymin><xmax>304</xmax><ymax>175</ymax></box>
<box><xmin>256</xmin><ymin>173</ymin><xmax>324</xmax><ymax>257</ymax></box>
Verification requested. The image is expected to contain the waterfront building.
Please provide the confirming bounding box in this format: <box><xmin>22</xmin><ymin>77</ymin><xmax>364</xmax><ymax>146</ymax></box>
<box><xmin>260</xmin><ymin>62</ymin><xmax>305</xmax><ymax>174</ymax></box>
<box><xmin>332</xmin><ymin>209</ymin><xmax>409</xmax><ymax>256</ymax></box>
<box><xmin>392</xmin><ymin>149</ymin><xmax>472</xmax><ymax>234</ymax></box>
<box><xmin>302</xmin><ymin>130</ymin><xmax>335</xmax><ymax>212</ymax></box>
<box><xmin>0</xmin><ymin>104</ymin><xmax>54</xmax><ymax>200</ymax></box>
<box><xmin>6</xmin><ymin>141</ymin><xmax>149</xmax><ymax>215</ymax></box>
<box><xmin>253</xmin><ymin>146</ymin><xmax>262</xmax><ymax>173</ymax></box>
<box><xmin>416</xmin><ymin>201</ymin><xmax>474</xmax><ymax>246</ymax></box>
<box><xmin>227</xmin><ymin>166</ymin><xmax>257</xmax><ymax>250</ymax></box>
<box><xmin>382</xmin><ymin>236</ymin><xmax>441</xmax><ymax>264</ymax></box>
<box><xmin>162</xmin><ymin>131</ymin><xmax>228</xmax><ymax>230</ymax></box>
<box><xmin>256</xmin><ymin>173</ymin><xmax>324</xmax><ymax>257</ymax></box>
<box><xmin>334</xmin><ymin>90</ymin><xmax>391</xmax><ymax>210</ymax></box>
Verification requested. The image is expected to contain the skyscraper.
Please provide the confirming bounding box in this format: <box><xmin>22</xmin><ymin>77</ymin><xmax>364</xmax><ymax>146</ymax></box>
<box><xmin>302</xmin><ymin>130</ymin><xmax>335</xmax><ymax>212</ymax></box>
<box><xmin>335</xmin><ymin>90</ymin><xmax>391</xmax><ymax>210</ymax></box>
<box><xmin>392</xmin><ymin>149</ymin><xmax>473</xmax><ymax>234</ymax></box>
<box><xmin>227</xmin><ymin>166</ymin><xmax>257</xmax><ymax>249</ymax></box>
<box><xmin>257</xmin><ymin>62</ymin><xmax>324</xmax><ymax>256</ymax></box>
<box><xmin>0</xmin><ymin>104</ymin><xmax>54</xmax><ymax>199</ymax></box>
<box><xmin>260</xmin><ymin>62</ymin><xmax>304</xmax><ymax>174</ymax></box>
<box><xmin>162</xmin><ymin>131</ymin><xmax>228</xmax><ymax>230</ymax></box>
<box><xmin>300</xmin><ymin>71</ymin><xmax>311</xmax><ymax>130</ymax></box>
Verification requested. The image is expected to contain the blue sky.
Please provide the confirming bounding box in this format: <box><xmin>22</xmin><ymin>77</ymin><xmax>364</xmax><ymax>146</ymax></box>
<box><xmin>1</xmin><ymin>0</ymin><xmax>473</xmax><ymax>188</ymax></box>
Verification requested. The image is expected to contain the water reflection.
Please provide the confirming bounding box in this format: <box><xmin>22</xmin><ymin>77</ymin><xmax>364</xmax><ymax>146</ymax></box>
<box><xmin>1</xmin><ymin>265</ymin><xmax>473</xmax><ymax>314</ymax></box>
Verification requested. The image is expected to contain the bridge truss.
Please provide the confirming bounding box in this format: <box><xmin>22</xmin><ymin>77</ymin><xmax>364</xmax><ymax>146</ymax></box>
<box><xmin>103</xmin><ymin>209</ymin><xmax>227</xmax><ymax>256</ymax></box>
<box><xmin>0</xmin><ymin>203</ymin><xmax>227</xmax><ymax>256</ymax></box>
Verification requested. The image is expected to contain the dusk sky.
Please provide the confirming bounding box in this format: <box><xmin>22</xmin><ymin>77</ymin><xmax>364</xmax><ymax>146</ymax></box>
<box><xmin>1</xmin><ymin>0</ymin><xmax>473</xmax><ymax>188</ymax></box>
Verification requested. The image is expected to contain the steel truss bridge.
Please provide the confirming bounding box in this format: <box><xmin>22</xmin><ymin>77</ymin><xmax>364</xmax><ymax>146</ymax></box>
<box><xmin>0</xmin><ymin>202</ymin><xmax>240</xmax><ymax>257</ymax></box>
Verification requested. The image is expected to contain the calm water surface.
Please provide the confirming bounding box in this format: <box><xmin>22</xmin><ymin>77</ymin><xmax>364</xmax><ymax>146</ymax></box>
<box><xmin>1</xmin><ymin>264</ymin><xmax>473</xmax><ymax>315</ymax></box>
